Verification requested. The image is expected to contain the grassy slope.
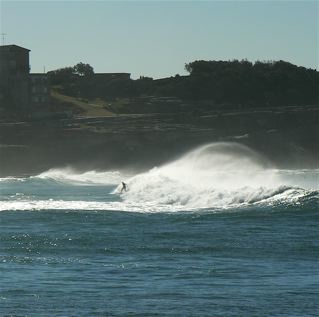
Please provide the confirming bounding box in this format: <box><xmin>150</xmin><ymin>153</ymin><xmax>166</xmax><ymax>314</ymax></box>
<box><xmin>51</xmin><ymin>90</ymin><xmax>114</xmax><ymax>117</ymax></box>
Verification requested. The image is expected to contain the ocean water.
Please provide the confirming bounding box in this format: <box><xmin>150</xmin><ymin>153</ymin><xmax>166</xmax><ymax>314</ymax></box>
<box><xmin>0</xmin><ymin>143</ymin><xmax>318</xmax><ymax>316</ymax></box>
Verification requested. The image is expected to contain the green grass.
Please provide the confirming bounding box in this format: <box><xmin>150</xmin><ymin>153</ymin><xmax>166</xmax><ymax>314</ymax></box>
<box><xmin>51</xmin><ymin>90</ymin><xmax>115</xmax><ymax>117</ymax></box>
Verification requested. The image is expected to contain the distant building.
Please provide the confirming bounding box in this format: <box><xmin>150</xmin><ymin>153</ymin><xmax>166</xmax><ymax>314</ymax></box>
<box><xmin>0</xmin><ymin>44</ymin><xmax>50</xmax><ymax>109</ymax></box>
<box><xmin>0</xmin><ymin>45</ymin><xmax>31</xmax><ymax>108</ymax></box>
<box><xmin>0</xmin><ymin>44</ymin><xmax>131</xmax><ymax>110</ymax></box>
<box><xmin>30</xmin><ymin>73</ymin><xmax>50</xmax><ymax>104</ymax></box>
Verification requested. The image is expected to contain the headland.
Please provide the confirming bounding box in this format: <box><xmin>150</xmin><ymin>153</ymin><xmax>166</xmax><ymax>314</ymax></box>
<box><xmin>0</xmin><ymin>45</ymin><xmax>318</xmax><ymax>176</ymax></box>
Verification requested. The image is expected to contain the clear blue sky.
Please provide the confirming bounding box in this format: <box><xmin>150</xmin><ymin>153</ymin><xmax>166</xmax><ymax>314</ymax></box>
<box><xmin>0</xmin><ymin>0</ymin><xmax>318</xmax><ymax>78</ymax></box>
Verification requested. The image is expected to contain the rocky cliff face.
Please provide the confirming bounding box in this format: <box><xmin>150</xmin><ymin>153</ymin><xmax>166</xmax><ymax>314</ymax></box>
<box><xmin>0</xmin><ymin>105</ymin><xmax>318</xmax><ymax>176</ymax></box>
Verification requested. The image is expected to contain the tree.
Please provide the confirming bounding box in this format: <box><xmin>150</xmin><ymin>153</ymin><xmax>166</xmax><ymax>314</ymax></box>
<box><xmin>73</xmin><ymin>62</ymin><xmax>94</xmax><ymax>77</ymax></box>
<box><xmin>47</xmin><ymin>66</ymin><xmax>75</xmax><ymax>85</ymax></box>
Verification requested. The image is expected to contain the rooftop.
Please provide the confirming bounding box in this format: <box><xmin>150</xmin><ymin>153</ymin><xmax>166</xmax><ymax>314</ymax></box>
<box><xmin>0</xmin><ymin>45</ymin><xmax>30</xmax><ymax>52</ymax></box>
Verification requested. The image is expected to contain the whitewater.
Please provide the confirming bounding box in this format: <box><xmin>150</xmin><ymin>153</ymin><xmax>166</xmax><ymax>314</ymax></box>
<box><xmin>0</xmin><ymin>142</ymin><xmax>318</xmax><ymax>212</ymax></box>
<box><xmin>1</xmin><ymin>142</ymin><xmax>318</xmax><ymax>316</ymax></box>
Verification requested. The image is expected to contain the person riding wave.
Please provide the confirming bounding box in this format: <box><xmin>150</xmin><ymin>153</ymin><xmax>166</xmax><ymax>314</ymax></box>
<box><xmin>121</xmin><ymin>181</ymin><xmax>128</xmax><ymax>193</ymax></box>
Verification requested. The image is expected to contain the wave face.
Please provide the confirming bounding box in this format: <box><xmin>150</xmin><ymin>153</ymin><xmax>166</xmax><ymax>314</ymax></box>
<box><xmin>36</xmin><ymin>167</ymin><xmax>125</xmax><ymax>185</ymax></box>
<box><xmin>0</xmin><ymin>142</ymin><xmax>318</xmax><ymax>212</ymax></box>
<box><xmin>119</xmin><ymin>142</ymin><xmax>318</xmax><ymax>210</ymax></box>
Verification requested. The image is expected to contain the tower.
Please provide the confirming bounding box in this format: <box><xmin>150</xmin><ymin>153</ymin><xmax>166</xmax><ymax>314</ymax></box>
<box><xmin>0</xmin><ymin>44</ymin><xmax>31</xmax><ymax>108</ymax></box>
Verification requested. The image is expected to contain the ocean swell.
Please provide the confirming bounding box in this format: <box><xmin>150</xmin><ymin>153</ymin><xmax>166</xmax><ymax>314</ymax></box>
<box><xmin>0</xmin><ymin>143</ymin><xmax>318</xmax><ymax>212</ymax></box>
<box><xmin>115</xmin><ymin>142</ymin><xmax>318</xmax><ymax>210</ymax></box>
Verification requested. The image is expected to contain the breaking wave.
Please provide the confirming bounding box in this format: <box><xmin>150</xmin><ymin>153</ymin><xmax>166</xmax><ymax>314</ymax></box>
<box><xmin>0</xmin><ymin>143</ymin><xmax>318</xmax><ymax>212</ymax></box>
<box><xmin>36</xmin><ymin>167</ymin><xmax>125</xmax><ymax>185</ymax></box>
<box><xmin>115</xmin><ymin>142</ymin><xmax>318</xmax><ymax>209</ymax></box>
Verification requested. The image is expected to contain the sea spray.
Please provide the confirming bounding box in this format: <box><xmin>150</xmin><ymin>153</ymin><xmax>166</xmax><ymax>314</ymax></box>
<box><xmin>1</xmin><ymin>142</ymin><xmax>317</xmax><ymax>212</ymax></box>
<box><xmin>121</xmin><ymin>142</ymin><xmax>285</xmax><ymax>208</ymax></box>
<box><xmin>37</xmin><ymin>167</ymin><xmax>125</xmax><ymax>185</ymax></box>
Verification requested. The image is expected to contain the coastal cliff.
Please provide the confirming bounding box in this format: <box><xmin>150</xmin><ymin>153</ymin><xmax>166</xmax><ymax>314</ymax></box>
<box><xmin>1</xmin><ymin>59</ymin><xmax>318</xmax><ymax>176</ymax></box>
<box><xmin>0</xmin><ymin>104</ymin><xmax>318</xmax><ymax>176</ymax></box>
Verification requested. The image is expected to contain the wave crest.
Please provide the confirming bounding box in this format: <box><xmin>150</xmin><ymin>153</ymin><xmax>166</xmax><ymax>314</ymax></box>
<box><xmin>118</xmin><ymin>143</ymin><xmax>317</xmax><ymax>209</ymax></box>
<box><xmin>36</xmin><ymin>167</ymin><xmax>125</xmax><ymax>185</ymax></box>
<box><xmin>1</xmin><ymin>142</ymin><xmax>318</xmax><ymax>212</ymax></box>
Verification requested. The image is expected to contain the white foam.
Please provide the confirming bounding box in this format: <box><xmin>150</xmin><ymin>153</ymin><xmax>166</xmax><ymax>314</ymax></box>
<box><xmin>113</xmin><ymin>142</ymin><xmax>318</xmax><ymax>210</ymax></box>
<box><xmin>0</xmin><ymin>177</ymin><xmax>26</xmax><ymax>183</ymax></box>
<box><xmin>0</xmin><ymin>199</ymin><xmax>179</xmax><ymax>213</ymax></box>
<box><xmin>1</xmin><ymin>142</ymin><xmax>317</xmax><ymax>212</ymax></box>
<box><xmin>0</xmin><ymin>186</ymin><xmax>312</xmax><ymax>213</ymax></box>
<box><xmin>36</xmin><ymin>167</ymin><xmax>127</xmax><ymax>185</ymax></box>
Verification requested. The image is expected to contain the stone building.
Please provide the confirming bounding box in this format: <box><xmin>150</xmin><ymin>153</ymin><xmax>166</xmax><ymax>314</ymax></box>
<box><xmin>0</xmin><ymin>45</ymin><xmax>31</xmax><ymax>108</ymax></box>
<box><xmin>0</xmin><ymin>44</ymin><xmax>50</xmax><ymax>109</ymax></box>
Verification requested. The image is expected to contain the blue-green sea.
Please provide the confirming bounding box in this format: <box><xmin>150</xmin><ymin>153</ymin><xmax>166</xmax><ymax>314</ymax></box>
<box><xmin>0</xmin><ymin>143</ymin><xmax>318</xmax><ymax>316</ymax></box>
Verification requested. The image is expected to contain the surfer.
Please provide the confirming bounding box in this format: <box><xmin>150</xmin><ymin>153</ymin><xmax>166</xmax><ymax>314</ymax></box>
<box><xmin>121</xmin><ymin>181</ymin><xmax>128</xmax><ymax>193</ymax></box>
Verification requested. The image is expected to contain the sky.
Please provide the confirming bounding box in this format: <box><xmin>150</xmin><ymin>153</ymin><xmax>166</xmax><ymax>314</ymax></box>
<box><xmin>0</xmin><ymin>0</ymin><xmax>318</xmax><ymax>79</ymax></box>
